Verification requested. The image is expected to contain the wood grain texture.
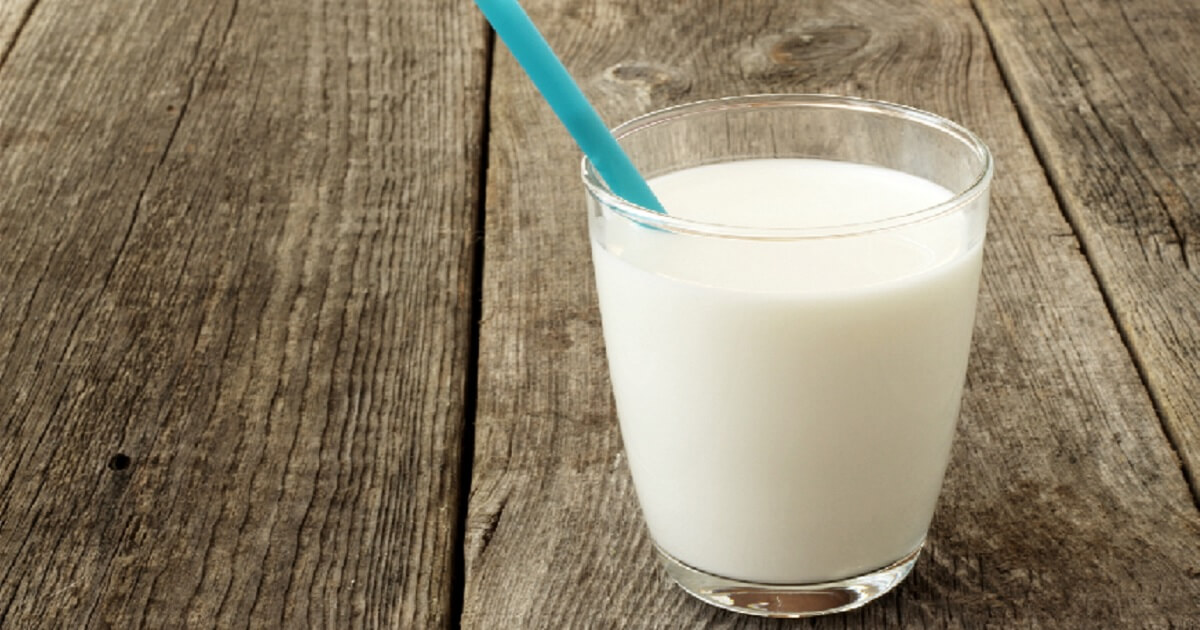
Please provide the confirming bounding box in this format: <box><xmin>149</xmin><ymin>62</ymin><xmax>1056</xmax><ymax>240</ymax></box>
<box><xmin>974</xmin><ymin>0</ymin><xmax>1200</xmax><ymax>498</ymax></box>
<box><xmin>465</xmin><ymin>0</ymin><xmax>1200</xmax><ymax>627</ymax></box>
<box><xmin>0</xmin><ymin>0</ymin><xmax>486</xmax><ymax>627</ymax></box>
<box><xmin>0</xmin><ymin>0</ymin><xmax>37</xmax><ymax>67</ymax></box>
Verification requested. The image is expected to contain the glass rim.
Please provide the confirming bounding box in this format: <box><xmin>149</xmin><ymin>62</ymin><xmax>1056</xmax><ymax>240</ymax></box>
<box><xmin>580</xmin><ymin>94</ymin><xmax>994</xmax><ymax>240</ymax></box>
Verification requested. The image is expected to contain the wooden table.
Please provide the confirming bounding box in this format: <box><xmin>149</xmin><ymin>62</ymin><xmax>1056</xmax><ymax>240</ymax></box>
<box><xmin>1</xmin><ymin>0</ymin><xmax>1197</xmax><ymax>627</ymax></box>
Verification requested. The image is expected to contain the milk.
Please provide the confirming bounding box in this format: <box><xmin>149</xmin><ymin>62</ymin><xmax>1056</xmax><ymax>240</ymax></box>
<box><xmin>590</xmin><ymin>159</ymin><xmax>984</xmax><ymax>584</ymax></box>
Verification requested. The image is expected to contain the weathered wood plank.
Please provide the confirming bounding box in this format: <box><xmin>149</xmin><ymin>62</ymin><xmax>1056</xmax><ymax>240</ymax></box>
<box><xmin>0</xmin><ymin>0</ymin><xmax>486</xmax><ymax>627</ymax></box>
<box><xmin>466</xmin><ymin>0</ymin><xmax>1200</xmax><ymax>627</ymax></box>
<box><xmin>974</xmin><ymin>0</ymin><xmax>1200</xmax><ymax>499</ymax></box>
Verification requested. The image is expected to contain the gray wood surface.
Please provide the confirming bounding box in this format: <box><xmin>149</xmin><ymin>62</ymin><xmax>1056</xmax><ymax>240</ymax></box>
<box><xmin>464</xmin><ymin>0</ymin><xmax>1200</xmax><ymax>627</ymax></box>
<box><xmin>0</xmin><ymin>0</ymin><xmax>486</xmax><ymax>627</ymax></box>
<box><xmin>1</xmin><ymin>0</ymin><xmax>1197</xmax><ymax>627</ymax></box>
<box><xmin>976</xmin><ymin>0</ymin><xmax>1200</xmax><ymax>498</ymax></box>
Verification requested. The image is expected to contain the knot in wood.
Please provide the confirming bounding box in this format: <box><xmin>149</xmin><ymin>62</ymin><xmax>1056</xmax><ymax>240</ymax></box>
<box><xmin>769</xmin><ymin>24</ymin><xmax>871</xmax><ymax>66</ymax></box>
<box><xmin>602</xmin><ymin>62</ymin><xmax>691</xmax><ymax>102</ymax></box>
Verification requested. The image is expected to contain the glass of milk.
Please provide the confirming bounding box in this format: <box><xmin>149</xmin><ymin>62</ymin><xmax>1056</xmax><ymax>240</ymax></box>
<box><xmin>582</xmin><ymin>95</ymin><xmax>992</xmax><ymax>617</ymax></box>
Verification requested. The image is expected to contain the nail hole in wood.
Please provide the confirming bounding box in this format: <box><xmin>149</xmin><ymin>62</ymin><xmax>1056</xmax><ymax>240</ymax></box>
<box><xmin>108</xmin><ymin>453</ymin><xmax>131</xmax><ymax>471</ymax></box>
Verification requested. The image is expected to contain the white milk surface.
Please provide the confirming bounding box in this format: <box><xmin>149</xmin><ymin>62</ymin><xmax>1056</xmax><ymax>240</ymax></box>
<box><xmin>591</xmin><ymin>159</ymin><xmax>983</xmax><ymax>584</ymax></box>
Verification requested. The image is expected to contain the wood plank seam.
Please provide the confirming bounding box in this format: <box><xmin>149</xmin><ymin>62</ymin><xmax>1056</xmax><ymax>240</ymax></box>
<box><xmin>970</xmin><ymin>0</ymin><xmax>1200</xmax><ymax>513</ymax></box>
<box><xmin>452</xmin><ymin>25</ymin><xmax>496</xmax><ymax>630</ymax></box>
<box><xmin>0</xmin><ymin>0</ymin><xmax>38</xmax><ymax>72</ymax></box>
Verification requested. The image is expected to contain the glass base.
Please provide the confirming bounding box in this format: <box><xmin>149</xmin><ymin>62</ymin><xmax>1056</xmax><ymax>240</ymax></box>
<box><xmin>656</xmin><ymin>542</ymin><xmax>923</xmax><ymax>618</ymax></box>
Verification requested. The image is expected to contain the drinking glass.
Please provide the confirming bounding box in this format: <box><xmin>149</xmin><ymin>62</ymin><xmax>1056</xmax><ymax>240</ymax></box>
<box><xmin>582</xmin><ymin>95</ymin><xmax>992</xmax><ymax>617</ymax></box>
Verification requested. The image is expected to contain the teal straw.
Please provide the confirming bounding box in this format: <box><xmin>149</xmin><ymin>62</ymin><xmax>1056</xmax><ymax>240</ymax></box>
<box><xmin>474</xmin><ymin>0</ymin><xmax>666</xmax><ymax>213</ymax></box>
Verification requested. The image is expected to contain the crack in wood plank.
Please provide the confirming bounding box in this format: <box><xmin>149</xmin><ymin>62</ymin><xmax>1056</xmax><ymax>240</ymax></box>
<box><xmin>0</xmin><ymin>0</ymin><xmax>38</xmax><ymax>72</ymax></box>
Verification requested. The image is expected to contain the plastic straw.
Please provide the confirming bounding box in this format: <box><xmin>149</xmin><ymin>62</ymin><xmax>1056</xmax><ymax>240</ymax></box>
<box><xmin>474</xmin><ymin>0</ymin><xmax>666</xmax><ymax>213</ymax></box>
